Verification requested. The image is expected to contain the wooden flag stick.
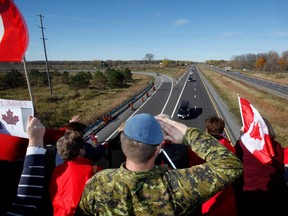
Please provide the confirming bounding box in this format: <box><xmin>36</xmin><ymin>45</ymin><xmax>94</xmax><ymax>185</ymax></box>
<box><xmin>22</xmin><ymin>56</ymin><xmax>34</xmax><ymax>106</ymax></box>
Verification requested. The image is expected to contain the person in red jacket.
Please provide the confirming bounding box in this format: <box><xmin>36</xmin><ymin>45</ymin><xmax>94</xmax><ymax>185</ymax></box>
<box><xmin>201</xmin><ymin>116</ymin><xmax>237</xmax><ymax>216</ymax></box>
<box><xmin>234</xmin><ymin>118</ymin><xmax>288</xmax><ymax>216</ymax></box>
<box><xmin>49</xmin><ymin>131</ymin><xmax>95</xmax><ymax>216</ymax></box>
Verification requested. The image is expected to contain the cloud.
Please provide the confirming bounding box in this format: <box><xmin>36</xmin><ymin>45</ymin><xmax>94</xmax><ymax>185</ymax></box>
<box><xmin>172</xmin><ymin>19</ymin><xmax>189</xmax><ymax>26</ymax></box>
<box><xmin>271</xmin><ymin>31</ymin><xmax>288</xmax><ymax>37</ymax></box>
<box><xmin>220</xmin><ymin>31</ymin><xmax>242</xmax><ymax>38</ymax></box>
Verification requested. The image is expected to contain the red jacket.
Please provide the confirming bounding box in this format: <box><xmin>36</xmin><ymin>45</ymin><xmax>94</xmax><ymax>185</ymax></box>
<box><xmin>49</xmin><ymin>157</ymin><xmax>94</xmax><ymax>216</ymax></box>
<box><xmin>235</xmin><ymin>139</ymin><xmax>285</xmax><ymax>192</ymax></box>
<box><xmin>191</xmin><ymin>135</ymin><xmax>237</xmax><ymax>216</ymax></box>
<box><xmin>284</xmin><ymin>147</ymin><xmax>288</xmax><ymax>164</ymax></box>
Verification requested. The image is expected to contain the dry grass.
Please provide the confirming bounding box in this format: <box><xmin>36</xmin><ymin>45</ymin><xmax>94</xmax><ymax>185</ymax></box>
<box><xmin>240</xmin><ymin>70</ymin><xmax>288</xmax><ymax>86</ymax></box>
<box><xmin>43</xmin><ymin>73</ymin><xmax>153</xmax><ymax>128</ymax></box>
<box><xmin>198</xmin><ymin>65</ymin><xmax>288</xmax><ymax>147</ymax></box>
<box><xmin>0</xmin><ymin>66</ymin><xmax>185</xmax><ymax>129</ymax></box>
<box><xmin>0</xmin><ymin>74</ymin><xmax>151</xmax><ymax>128</ymax></box>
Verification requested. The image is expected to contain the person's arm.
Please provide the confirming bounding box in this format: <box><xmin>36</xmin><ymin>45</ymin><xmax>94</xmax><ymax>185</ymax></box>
<box><xmin>6</xmin><ymin>116</ymin><xmax>46</xmax><ymax>215</ymax></box>
<box><xmin>157</xmin><ymin>115</ymin><xmax>242</xmax><ymax>165</ymax></box>
<box><xmin>84</xmin><ymin>142</ymin><xmax>107</xmax><ymax>162</ymax></box>
<box><xmin>157</xmin><ymin>115</ymin><xmax>243</xmax><ymax>197</ymax></box>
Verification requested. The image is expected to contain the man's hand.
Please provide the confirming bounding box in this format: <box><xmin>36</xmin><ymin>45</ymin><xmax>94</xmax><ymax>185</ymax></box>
<box><xmin>156</xmin><ymin>115</ymin><xmax>188</xmax><ymax>144</ymax></box>
<box><xmin>27</xmin><ymin>116</ymin><xmax>46</xmax><ymax>147</ymax></box>
<box><xmin>69</xmin><ymin>115</ymin><xmax>81</xmax><ymax>123</ymax></box>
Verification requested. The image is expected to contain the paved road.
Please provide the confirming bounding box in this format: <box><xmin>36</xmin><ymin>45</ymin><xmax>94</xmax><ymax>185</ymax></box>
<box><xmin>87</xmin><ymin>67</ymin><xmax>241</xmax><ymax>144</ymax></box>
<box><xmin>208</xmin><ymin>65</ymin><xmax>288</xmax><ymax>100</ymax></box>
<box><xmin>87</xmin><ymin>66</ymin><xmax>241</xmax><ymax>168</ymax></box>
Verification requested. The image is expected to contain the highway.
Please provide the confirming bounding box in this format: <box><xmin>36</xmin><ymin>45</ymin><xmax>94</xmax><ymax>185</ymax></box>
<box><xmin>209</xmin><ymin>66</ymin><xmax>288</xmax><ymax>100</ymax></box>
<box><xmin>86</xmin><ymin>66</ymin><xmax>240</xmax><ymax>168</ymax></box>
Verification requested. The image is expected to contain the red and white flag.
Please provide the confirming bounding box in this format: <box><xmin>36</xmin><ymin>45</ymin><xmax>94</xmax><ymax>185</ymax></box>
<box><xmin>238</xmin><ymin>96</ymin><xmax>275</xmax><ymax>164</ymax></box>
<box><xmin>0</xmin><ymin>0</ymin><xmax>29</xmax><ymax>62</ymax></box>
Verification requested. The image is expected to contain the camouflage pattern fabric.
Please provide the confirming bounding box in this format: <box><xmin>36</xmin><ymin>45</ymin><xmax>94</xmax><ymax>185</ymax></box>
<box><xmin>76</xmin><ymin>127</ymin><xmax>243</xmax><ymax>216</ymax></box>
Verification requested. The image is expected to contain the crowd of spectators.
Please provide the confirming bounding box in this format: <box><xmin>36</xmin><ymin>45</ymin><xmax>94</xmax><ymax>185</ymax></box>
<box><xmin>0</xmin><ymin>112</ymin><xmax>287</xmax><ymax>216</ymax></box>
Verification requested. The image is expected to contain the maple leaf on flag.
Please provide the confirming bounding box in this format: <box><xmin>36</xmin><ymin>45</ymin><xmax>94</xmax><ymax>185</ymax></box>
<box><xmin>249</xmin><ymin>121</ymin><xmax>263</xmax><ymax>141</ymax></box>
<box><xmin>2</xmin><ymin>109</ymin><xmax>19</xmax><ymax>129</ymax></box>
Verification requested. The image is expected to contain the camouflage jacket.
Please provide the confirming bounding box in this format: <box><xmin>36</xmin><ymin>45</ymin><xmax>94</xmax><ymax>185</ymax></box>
<box><xmin>76</xmin><ymin>127</ymin><xmax>243</xmax><ymax>216</ymax></box>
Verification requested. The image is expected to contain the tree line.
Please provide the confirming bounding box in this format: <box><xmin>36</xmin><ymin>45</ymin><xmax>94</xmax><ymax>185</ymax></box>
<box><xmin>206</xmin><ymin>50</ymin><xmax>288</xmax><ymax>72</ymax></box>
<box><xmin>0</xmin><ymin>67</ymin><xmax>133</xmax><ymax>91</ymax></box>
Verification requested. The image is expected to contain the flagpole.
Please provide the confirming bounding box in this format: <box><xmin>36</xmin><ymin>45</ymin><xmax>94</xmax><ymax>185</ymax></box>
<box><xmin>237</xmin><ymin>94</ymin><xmax>244</xmax><ymax>126</ymax></box>
<box><xmin>160</xmin><ymin>149</ymin><xmax>177</xmax><ymax>169</ymax></box>
<box><xmin>22</xmin><ymin>56</ymin><xmax>34</xmax><ymax>106</ymax></box>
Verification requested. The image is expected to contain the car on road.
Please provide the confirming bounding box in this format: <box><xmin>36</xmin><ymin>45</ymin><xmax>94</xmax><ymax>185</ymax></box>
<box><xmin>188</xmin><ymin>77</ymin><xmax>195</xmax><ymax>82</ymax></box>
<box><xmin>177</xmin><ymin>100</ymin><xmax>190</xmax><ymax>119</ymax></box>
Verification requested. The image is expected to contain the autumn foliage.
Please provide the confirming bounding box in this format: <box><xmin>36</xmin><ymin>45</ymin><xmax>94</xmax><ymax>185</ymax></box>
<box><xmin>256</xmin><ymin>57</ymin><xmax>266</xmax><ymax>70</ymax></box>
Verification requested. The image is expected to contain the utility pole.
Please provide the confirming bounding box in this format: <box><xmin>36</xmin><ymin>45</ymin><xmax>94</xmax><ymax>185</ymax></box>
<box><xmin>37</xmin><ymin>14</ymin><xmax>52</xmax><ymax>94</ymax></box>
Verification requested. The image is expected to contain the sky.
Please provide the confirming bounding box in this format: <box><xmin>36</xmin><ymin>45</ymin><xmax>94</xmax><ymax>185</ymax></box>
<box><xmin>14</xmin><ymin>0</ymin><xmax>288</xmax><ymax>62</ymax></box>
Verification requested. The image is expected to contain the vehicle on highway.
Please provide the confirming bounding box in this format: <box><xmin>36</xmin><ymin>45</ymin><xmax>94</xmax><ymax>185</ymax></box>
<box><xmin>177</xmin><ymin>100</ymin><xmax>190</xmax><ymax>119</ymax></box>
<box><xmin>156</xmin><ymin>73</ymin><xmax>160</xmax><ymax>76</ymax></box>
<box><xmin>224</xmin><ymin>66</ymin><xmax>232</xmax><ymax>71</ymax></box>
<box><xmin>188</xmin><ymin>77</ymin><xmax>193</xmax><ymax>82</ymax></box>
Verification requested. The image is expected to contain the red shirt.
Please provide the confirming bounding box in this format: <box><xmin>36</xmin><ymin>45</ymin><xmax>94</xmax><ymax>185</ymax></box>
<box><xmin>49</xmin><ymin>157</ymin><xmax>94</xmax><ymax>216</ymax></box>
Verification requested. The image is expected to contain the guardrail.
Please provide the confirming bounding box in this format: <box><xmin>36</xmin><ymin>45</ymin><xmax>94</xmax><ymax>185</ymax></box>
<box><xmin>83</xmin><ymin>81</ymin><xmax>154</xmax><ymax>140</ymax></box>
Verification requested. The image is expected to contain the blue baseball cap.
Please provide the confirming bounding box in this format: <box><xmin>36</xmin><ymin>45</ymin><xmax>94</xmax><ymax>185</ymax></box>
<box><xmin>123</xmin><ymin>113</ymin><xmax>164</xmax><ymax>145</ymax></box>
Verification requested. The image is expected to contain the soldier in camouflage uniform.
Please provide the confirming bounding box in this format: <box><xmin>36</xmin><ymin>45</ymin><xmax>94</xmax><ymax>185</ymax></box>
<box><xmin>76</xmin><ymin>113</ymin><xmax>243</xmax><ymax>215</ymax></box>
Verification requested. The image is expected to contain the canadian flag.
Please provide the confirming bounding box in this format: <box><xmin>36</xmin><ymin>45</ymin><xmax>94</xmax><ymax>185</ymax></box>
<box><xmin>238</xmin><ymin>96</ymin><xmax>275</xmax><ymax>164</ymax></box>
<box><xmin>0</xmin><ymin>0</ymin><xmax>29</xmax><ymax>62</ymax></box>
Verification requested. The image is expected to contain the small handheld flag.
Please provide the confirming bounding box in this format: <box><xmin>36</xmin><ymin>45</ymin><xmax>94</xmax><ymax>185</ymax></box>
<box><xmin>238</xmin><ymin>96</ymin><xmax>275</xmax><ymax>164</ymax></box>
